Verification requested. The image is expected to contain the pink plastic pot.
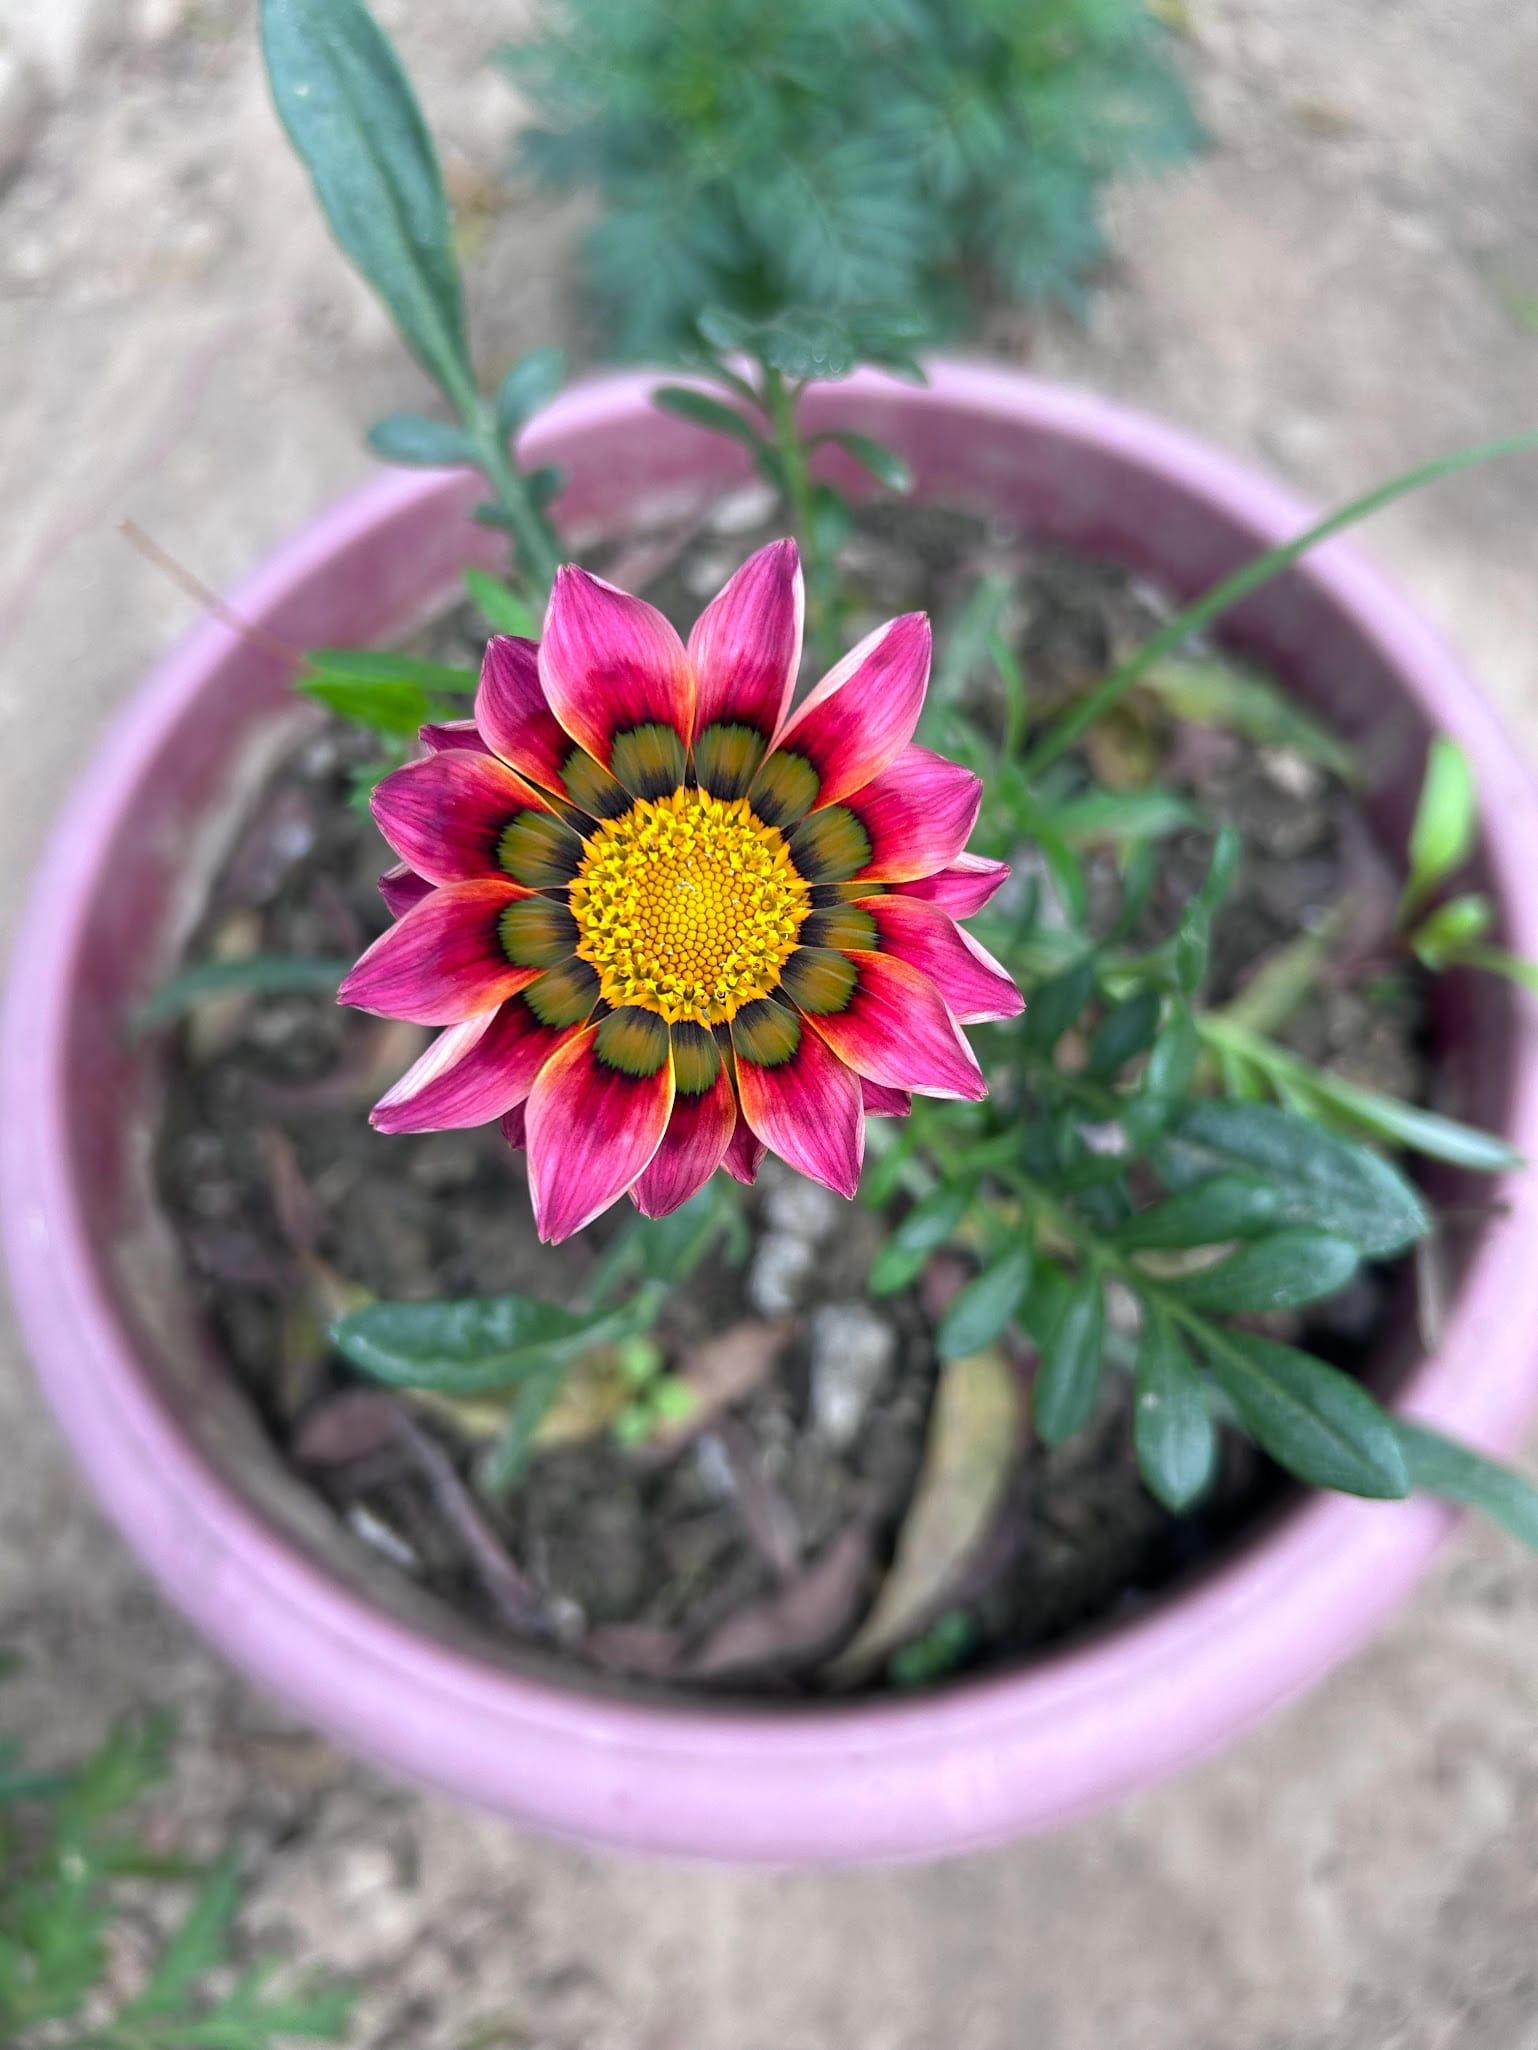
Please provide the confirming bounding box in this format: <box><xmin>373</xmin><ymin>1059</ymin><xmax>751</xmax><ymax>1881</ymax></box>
<box><xmin>5</xmin><ymin>364</ymin><xmax>1538</xmax><ymax>1864</ymax></box>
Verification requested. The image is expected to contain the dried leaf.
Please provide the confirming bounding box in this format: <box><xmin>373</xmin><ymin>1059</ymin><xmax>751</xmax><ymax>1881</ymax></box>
<box><xmin>823</xmin><ymin>1346</ymin><xmax>1022</xmax><ymax>1683</ymax></box>
<box><xmin>294</xmin><ymin>1389</ymin><xmax>404</xmax><ymax>1466</ymax></box>
<box><xmin>683</xmin><ymin>1523</ymin><xmax>876</xmax><ymax>1682</ymax></box>
<box><xmin>709</xmin><ymin>1419</ymin><xmax>801</xmax><ymax>1576</ymax></box>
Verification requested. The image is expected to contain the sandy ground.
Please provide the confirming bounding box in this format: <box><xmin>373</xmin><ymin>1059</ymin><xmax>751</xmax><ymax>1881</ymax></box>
<box><xmin>2</xmin><ymin>2</ymin><xmax>1538</xmax><ymax>2044</ymax></box>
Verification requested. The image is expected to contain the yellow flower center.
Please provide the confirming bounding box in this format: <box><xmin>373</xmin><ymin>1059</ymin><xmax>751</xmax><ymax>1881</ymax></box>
<box><xmin>569</xmin><ymin>787</ymin><xmax>810</xmax><ymax>1026</ymax></box>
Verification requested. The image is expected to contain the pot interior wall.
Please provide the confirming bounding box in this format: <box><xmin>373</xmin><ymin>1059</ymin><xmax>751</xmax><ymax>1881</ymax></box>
<box><xmin>60</xmin><ymin>377</ymin><xmax>1520</xmax><ymax>1681</ymax></box>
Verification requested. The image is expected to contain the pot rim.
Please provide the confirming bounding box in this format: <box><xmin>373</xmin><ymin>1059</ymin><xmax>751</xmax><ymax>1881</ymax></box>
<box><xmin>7</xmin><ymin>361</ymin><xmax>1538</xmax><ymax>1862</ymax></box>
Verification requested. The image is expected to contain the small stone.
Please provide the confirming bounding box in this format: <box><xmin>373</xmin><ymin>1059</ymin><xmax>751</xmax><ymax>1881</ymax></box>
<box><xmin>762</xmin><ymin>1167</ymin><xmax>838</xmax><ymax>1239</ymax></box>
<box><xmin>808</xmin><ymin>1302</ymin><xmax>897</xmax><ymax>1449</ymax></box>
<box><xmin>1258</xmin><ymin>745</ymin><xmax>1325</xmax><ymax>801</ymax></box>
<box><xmin>706</xmin><ymin>480</ymin><xmax>779</xmax><ymax>535</ymax></box>
<box><xmin>747</xmin><ymin>1231</ymin><xmax>816</xmax><ymax>1317</ymax></box>
<box><xmin>0</xmin><ymin>48</ymin><xmax>42</xmax><ymax>190</ymax></box>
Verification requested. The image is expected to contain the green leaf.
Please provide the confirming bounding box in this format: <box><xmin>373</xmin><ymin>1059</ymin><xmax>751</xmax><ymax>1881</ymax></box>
<box><xmin>297</xmin><ymin>669</ymin><xmax>430</xmax><ymax>734</ymax></box>
<box><xmin>810</xmin><ymin>480</ymin><xmax>854</xmax><ymax>556</ymax></box>
<box><xmin>1042</xmin><ymin>787</ymin><xmax>1202</xmax><ymax>846</ymax></box>
<box><xmin>1402</xmin><ymin>737</ymin><xmax>1477</xmax><ymax>918</ymax></box>
<box><xmin>331</xmin><ymin>1292</ymin><xmax>632</xmax><ymax>1394</ymax></box>
<box><xmin>871</xmin><ymin>1181</ymin><xmax>973</xmax><ymax>1295</ymax></box>
<box><xmin>525</xmin><ymin>463</ymin><xmax>568</xmax><ymax>509</ymax></box>
<box><xmin>652</xmin><ymin>384</ymin><xmax>768</xmax><ymax>456</ymax></box>
<box><xmin>1159</xmin><ymin>1099</ymin><xmax>1429</xmax><ymax>1258</ymax></box>
<box><xmin>1292</xmin><ymin>1066</ymin><xmax>1523</xmax><ymax>1174</ymax></box>
<box><xmin>928</xmin><ymin>573</ymin><xmax>1012</xmax><ymax>712</ymax></box>
<box><xmin>1407</xmin><ymin>891</ymin><xmax>1492</xmax><ymax>966</ymax></box>
<box><xmin>305</xmin><ymin>647</ymin><xmax>478</xmax><ymax>694</ymax></box>
<box><xmin>464</xmin><ymin>567</ymin><xmax>538</xmax><ymax>637</ymax></box>
<box><xmin>480</xmin><ymin>1356</ymin><xmax>569</xmax><ymax>1494</ymax></box>
<box><xmin>1114</xmin><ymin>1173</ymin><xmax>1290</xmax><ymax>1251</ymax></box>
<box><xmin>1033</xmin><ymin>1269</ymin><xmax>1105</xmax><ymax>1447</ymax></box>
<box><xmin>1133</xmin><ymin>1311</ymin><xmax>1216</xmax><ymax>1512</ymax></box>
<box><xmin>1141</xmin><ymin>653</ymin><xmax>1358</xmax><ymax>782</ymax></box>
<box><xmin>814</xmin><ymin>428</ymin><xmax>912</xmax><ymax>493</ymax></box>
<box><xmin>494</xmin><ymin>345</ymin><xmax>567</xmax><ymax>437</ymax></box>
<box><xmin>1395</xmin><ymin>1419</ymin><xmax>1538</xmax><ymax>1550</ymax></box>
<box><xmin>937</xmin><ymin>1242</ymin><xmax>1033</xmax><ymax>1358</ymax></box>
<box><xmin>1198</xmin><ymin>1328</ymin><xmax>1407</xmax><ymax>1498</ymax></box>
<box><xmin>1457</xmin><ymin>942</ymin><xmax>1538</xmax><ymax>994</ymax></box>
<box><xmin>366</xmin><ymin>412</ymin><xmax>476</xmax><ymax>467</ymax></box>
<box><xmin>1086</xmin><ymin>989</ymin><xmax>1162</xmax><ymax>1080</ymax></box>
<box><xmin>1022</xmin><ymin>956</ymin><xmax>1095</xmax><ymax>1055</ymax></box>
<box><xmin>119</xmin><ymin>1853</ymin><xmax>242</xmax><ymax>2020</ymax></box>
<box><xmin>260</xmin><ymin>0</ymin><xmax>472</xmax><ymax>405</ymax></box>
<box><xmin>1163</xmin><ymin>1227</ymin><xmax>1361</xmax><ymax>1312</ymax></box>
<box><xmin>134</xmin><ymin>956</ymin><xmax>347</xmax><ymax>1032</ymax></box>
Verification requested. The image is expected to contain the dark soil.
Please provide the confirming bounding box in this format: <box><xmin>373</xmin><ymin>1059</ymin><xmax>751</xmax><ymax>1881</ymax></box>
<box><xmin>152</xmin><ymin>496</ymin><xmax>1427</xmax><ymax>1697</ymax></box>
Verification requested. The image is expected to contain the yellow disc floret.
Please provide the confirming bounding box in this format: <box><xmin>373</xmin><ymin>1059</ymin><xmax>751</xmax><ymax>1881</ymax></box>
<box><xmin>569</xmin><ymin>787</ymin><xmax>811</xmax><ymax>1025</ymax></box>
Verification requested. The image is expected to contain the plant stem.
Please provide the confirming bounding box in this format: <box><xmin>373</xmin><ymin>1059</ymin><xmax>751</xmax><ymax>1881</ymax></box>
<box><xmin>1023</xmin><ymin>429</ymin><xmax>1538</xmax><ymax>780</ymax></box>
<box><xmin>762</xmin><ymin>366</ymin><xmax>840</xmax><ymax>668</ymax></box>
<box><xmin>466</xmin><ymin>405</ymin><xmax>562</xmax><ymax>601</ymax></box>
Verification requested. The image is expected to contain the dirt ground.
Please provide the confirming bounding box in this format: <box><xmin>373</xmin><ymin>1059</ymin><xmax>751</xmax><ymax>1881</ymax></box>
<box><xmin>3</xmin><ymin>2</ymin><xmax>1538</xmax><ymax>2045</ymax></box>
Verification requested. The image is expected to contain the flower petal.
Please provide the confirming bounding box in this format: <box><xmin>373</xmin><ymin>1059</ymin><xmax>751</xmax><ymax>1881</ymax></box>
<box><xmin>339</xmin><ymin>879</ymin><xmax>537</xmax><ymax>1025</ymax></box>
<box><xmin>525</xmin><ymin>1007</ymin><xmax>676</xmax><ymax>1242</ymax></box>
<box><xmin>378</xmin><ymin>864</ymin><xmax>433</xmax><ymax>918</ymax></box>
<box><xmin>474</xmin><ymin>636</ymin><xmax>565</xmax><ymax>789</ymax></box>
<box><xmin>755</xmin><ymin>612</ymin><xmax>930</xmax><ymax>823</ymax></box>
<box><xmin>500</xmin><ymin>1101</ymin><xmax>528</xmax><ymax>1151</ymax></box>
<box><xmin>371</xmin><ymin>751</ymin><xmax>581</xmax><ymax>888</ymax></box>
<box><xmin>631</xmin><ymin>1025</ymin><xmax>737</xmax><ymax>1217</ymax></box>
<box><xmin>420</xmin><ymin>719</ymin><xmax>490</xmax><ymax>755</ymax></box>
<box><xmin>539</xmin><ymin>565</ymin><xmax>696</xmax><ymax>797</ymax></box>
<box><xmin>731</xmin><ymin>998</ymin><xmax>864</xmax><ymax>1198</ymax></box>
<box><xmin>894</xmin><ymin>853</ymin><xmax>1011</xmax><ymax>919</ymax></box>
<box><xmin>856</xmin><ymin>895</ymin><xmax>1023</xmax><ymax>1024</ymax></box>
<box><xmin>722</xmin><ymin>1111</ymin><xmax>766</xmax><ymax>1185</ymax></box>
<box><xmin>370</xmin><ymin>989</ymin><xmax>588</xmax><ymax>1134</ymax></box>
<box><xmin>861</xmin><ymin>1079</ymin><xmax>912</xmax><ymax>1117</ymax></box>
<box><xmin>787</xmin><ymin>744</ymin><xmax>982</xmax><ymax>885</ymax></box>
<box><xmin>796</xmin><ymin>950</ymin><xmax>986</xmax><ymax>1102</ymax></box>
<box><xmin>688</xmin><ymin>539</ymin><xmax>803</xmax><ymax>798</ymax></box>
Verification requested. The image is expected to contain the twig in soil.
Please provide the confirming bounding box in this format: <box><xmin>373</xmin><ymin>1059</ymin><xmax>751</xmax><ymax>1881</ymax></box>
<box><xmin>708</xmin><ymin>1419</ymin><xmax>802</xmax><ymax>1579</ymax></box>
<box><xmin>393</xmin><ymin>1415</ymin><xmax>542</xmax><ymax>1631</ymax></box>
<box><xmin>682</xmin><ymin>1521</ymin><xmax>877</xmax><ymax>1684</ymax></box>
<box><xmin>118</xmin><ymin>519</ymin><xmax>305</xmax><ymax>667</ymax></box>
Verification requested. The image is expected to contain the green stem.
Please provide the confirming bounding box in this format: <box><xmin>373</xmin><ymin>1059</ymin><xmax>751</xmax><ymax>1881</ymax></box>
<box><xmin>466</xmin><ymin>406</ymin><xmax>562</xmax><ymax>601</ymax></box>
<box><xmin>762</xmin><ymin>366</ymin><xmax>840</xmax><ymax>668</ymax></box>
<box><xmin>1023</xmin><ymin>429</ymin><xmax>1538</xmax><ymax>780</ymax></box>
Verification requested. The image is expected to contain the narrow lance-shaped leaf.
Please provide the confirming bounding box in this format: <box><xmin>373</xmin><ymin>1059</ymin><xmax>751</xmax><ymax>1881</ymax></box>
<box><xmin>366</xmin><ymin>413</ymin><xmax>476</xmax><ymax>467</ymax></box>
<box><xmin>1395</xmin><ymin>1419</ymin><xmax>1538</xmax><ymax>1551</ymax></box>
<box><xmin>1033</xmin><ymin>1268</ymin><xmax>1105</xmax><ymax>1447</ymax></box>
<box><xmin>1401</xmin><ymin>736</ymin><xmax>1477</xmax><ymax>920</ymax></box>
<box><xmin>495</xmin><ymin>345</ymin><xmax>567</xmax><ymax>437</ymax></box>
<box><xmin>261</xmin><ymin>0</ymin><xmax>474</xmax><ymax>407</ymax></box>
<box><xmin>937</xmin><ymin>1242</ymin><xmax>1034</xmax><ymax>1358</ymax></box>
<box><xmin>331</xmin><ymin>1292</ymin><xmax>636</xmax><ymax>1394</ymax></box>
<box><xmin>1133</xmin><ymin>1310</ymin><xmax>1216</xmax><ymax>1512</ymax></box>
<box><xmin>1197</xmin><ymin>1327</ymin><xmax>1408</xmax><ymax>1498</ymax></box>
<box><xmin>1162</xmin><ymin>1227</ymin><xmax>1361</xmax><ymax>1313</ymax></box>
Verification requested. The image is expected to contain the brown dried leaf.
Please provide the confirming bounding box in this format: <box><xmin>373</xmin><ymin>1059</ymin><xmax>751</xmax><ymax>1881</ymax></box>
<box><xmin>294</xmin><ymin>1389</ymin><xmax>404</xmax><ymax>1466</ymax></box>
<box><xmin>683</xmin><ymin>1522</ymin><xmax>876</xmax><ymax>1683</ymax></box>
<box><xmin>822</xmin><ymin>1346</ymin><xmax>1023</xmax><ymax>1684</ymax></box>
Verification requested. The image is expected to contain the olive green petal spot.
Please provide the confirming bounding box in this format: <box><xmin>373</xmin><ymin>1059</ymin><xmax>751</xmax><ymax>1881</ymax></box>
<box><xmin>780</xmin><ymin>947</ymin><xmax>859</xmax><ymax>1016</ymax></box>
<box><xmin>596</xmin><ymin>1004</ymin><xmax>672</xmax><ymax>1078</ymax></box>
<box><xmin>732</xmin><ymin>996</ymin><xmax>802</xmax><ymax>1068</ymax></box>
<box><xmin>751</xmin><ymin>749</ymin><xmax>821</xmax><ymax>830</ymax></box>
<box><xmin>800</xmin><ymin>904</ymin><xmax>878</xmax><ymax>952</ymax></box>
<box><xmin>787</xmin><ymin>805</ymin><xmax>872</xmax><ymax>883</ymax></box>
<box><xmin>526</xmin><ymin>956</ymin><xmax>600</xmax><ymax>1029</ymax></box>
<box><xmin>609</xmin><ymin>721</ymin><xmax>688</xmax><ymax>801</ymax></box>
<box><xmin>694</xmin><ymin>721</ymin><xmax>767</xmax><ymax>801</ymax></box>
<box><xmin>561</xmin><ymin>744</ymin><xmax>631</xmax><ymax>820</ymax></box>
<box><xmin>499</xmin><ymin>898</ymin><xmax>579</xmax><ymax>968</ymax></box>
<box><xmin>499</xmin><ymin>809</ymin><xmax>584</xmax><ymax>888</ymax></box>
<box><xmin>671</xmin><ymin>1019</ymin><xmax>723</xmax><ymax>1096</ymax></box>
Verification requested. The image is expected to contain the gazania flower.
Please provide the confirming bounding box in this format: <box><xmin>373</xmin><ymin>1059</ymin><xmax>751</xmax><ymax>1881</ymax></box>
<box><xmin>340</xmin><ymin>539</ymin><xmax>1022</xmax><ymax>1241</ymax></box>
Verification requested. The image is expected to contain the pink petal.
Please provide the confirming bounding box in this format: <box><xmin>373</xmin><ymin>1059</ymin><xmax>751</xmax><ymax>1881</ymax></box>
<box><xmin>539</xmin><ymin>565</ymin><xmax>696</xmax><ymax>790</ymax></box>
<box><xmin>861</xmin><ymin>1078</ymin><xmax>912</xmax><ymax>1117</ymax></box>
<box><xmin>420</xmin><ymin>719</ymin><xmax>491</xmax><ymax>755</ymax></box>
<box><xmin>371</xmin><ymin>751</ymin><xmax>566</xmax><ymax>886</ymax></box>
<box><xmin>378</xmin><ymin>864</ymin><xmax>433</xmax><ymax>918</ymax></box>
<box><xmin>764</xmin><ymin>612</ymin><xmax>930</xmax><ymax>813</ymax></box>
<box><xmin>800</xmin><ymin>951</ymin><xmax>986</xmax><ymax>1102</ymax></box>
<box><xmin>856</xmin><ymin>895</ymin><xmax>1023</xmax><ymax>1024</ymax></box>
<box><xmin>475</xmin><ymin>635</ymin><xmax>571</xmax><ymax>795</ymax></box>
<box><xmin>847</xmin><ymin>745</ymin><xmax>983</xmax><ymax>882</ymax></box>
<box><xmin>371</xmin><ymin>995</ymin><xmax>583</xmax><ymax>1134</ymax></box>
<box><xmin>723</xmin><ymin>1111</ymin><xmax>766</xmax><ymax>1185</ymax></box>
<box><xmin>500</xmin><ymin>1101</ymin><xmax>528</xmax><ymax>1151</ymax></box>
<box><xmin>688</xmin><ymin>539</ymin><xmax>803</xmax><ymax>784</ymax></box>
<box><xmin>339</xmin><ymin>878</ymin><xmax>537</xmax><ymax>1025</ymax></box>
<box><xmin>895</xmin><ymin>853</ymin><xmax>1011</xmax><ymax>919</ymax></box>
<box><xmin>631</xmin><ymin>1059</ymin><xmax>738</xmax><ymax>1217</ymax></box>
<box><xmin>525</xmin><ymin>1015</ymin><xmax>676</xmax><ymax>1242</ymax></box>
<box><xmin>732</xmin><ymin>1005</ymin><xmax>864</xmax><ymax>1199</ymax></box>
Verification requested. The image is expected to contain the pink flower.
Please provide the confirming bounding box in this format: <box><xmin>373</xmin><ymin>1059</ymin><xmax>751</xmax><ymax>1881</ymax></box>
<box><xmin>341</xmin><ymin>540</ymin><xmax>1021</xmax><ymax>1242</ymax></box>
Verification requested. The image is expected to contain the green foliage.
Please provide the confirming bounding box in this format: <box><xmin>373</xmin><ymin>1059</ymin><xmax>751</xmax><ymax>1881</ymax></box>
<box><xmin>0</xmin><ymin>1684</ymin><xmax>351</xmax><ymax>2048</ymax></box>
<box><xmin>504</xmin><ymin>0</ymin><xmax>1200</xmax><ymax>360</ymax></box>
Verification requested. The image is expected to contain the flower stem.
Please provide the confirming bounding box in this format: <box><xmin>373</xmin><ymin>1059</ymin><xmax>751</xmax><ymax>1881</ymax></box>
<box><xmin>466</xmin><ymin>405</ymin><xmax>563</xmax><ymax>603</ymax></box>
<box><xmin>762</xmin><ymin>366</ymin><xmax>841</xmax><ymax>669</ymax></box>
